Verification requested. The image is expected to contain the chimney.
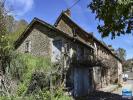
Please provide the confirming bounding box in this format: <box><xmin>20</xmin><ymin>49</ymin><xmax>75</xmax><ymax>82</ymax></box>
<box><xmin>64</xmin><ymin>9</ymin><xmax>71</xmax><ymax>17</ymax></box>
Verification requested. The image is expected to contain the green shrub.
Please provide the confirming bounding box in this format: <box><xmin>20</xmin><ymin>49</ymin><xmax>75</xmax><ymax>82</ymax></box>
<box><xmin>54</xmin><ymin>87</ymin><xmax>72</xmax><ymax>100</ymax></box>
<box><xmin>9</xmin><ymin>52</ymin><xmax>27</xmax><ymax>80</ymax></box>
<box><xmin>7</xmin><ymin>53</ymin><xmax>73</xmax><ymax>99</ymax></box>
<box><xmin>0</xmin><ymin>96</ymin><xmax>10</xmax><ymax>100</ymax></box>
<box><xmin>9</xmin><ymin>53</ymin><xmax>51</xmax><ymax>82</ymax></box>
<box><xmin>9</xmin><ymin>53</ymin><xmax>51</xmax><ymax>95</ymax></box>
<box><xmin>16</xmin><ymin>83</ymin><xmax>27</xmax><ymax>96</ymax></box>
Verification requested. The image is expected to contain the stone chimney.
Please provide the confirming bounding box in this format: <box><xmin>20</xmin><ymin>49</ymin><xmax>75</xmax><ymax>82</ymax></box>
<box><xmin>64</xmin><ymin>9</ymin><xmax>71</xmax><ymax>17</ymax></box>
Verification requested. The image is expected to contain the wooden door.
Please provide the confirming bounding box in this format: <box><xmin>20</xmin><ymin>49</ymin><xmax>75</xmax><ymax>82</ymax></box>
<box><xmin>74</xmin><ymin>67</ymin><xmax>90</xmax><ymax>97</ymax></box>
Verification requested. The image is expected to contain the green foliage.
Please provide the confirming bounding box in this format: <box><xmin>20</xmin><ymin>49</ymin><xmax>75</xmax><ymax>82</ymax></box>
<box><xmin>16</xmin><ymin>83</ymin><xmax>27</xmax><ymax>96</ymax></box>
<box><xmin>9</xmin><ymin>52</ymin><xmax>27</xmax><ymax>80</ymax></box>
<box><xmin>5</xmin><ymin>53</ymin><xmax>49</xmax><ymax>96</ymax></box>
<box><xmin>2</xmin><ymin>52</ymin><xmax>72</xmax><ymax>99</ymax></box>
<box><xmin>0</xmin><ymin>95</ymin><xmax>36</xmax><ymax>100</ymax></box>
<box><xmin>0</xmin><ymin>1</ymin><xmax>12</xmax><ymax>74</ymax></box>
<box><xmin>8</xmin><ymin>28</ymin><xmax>24</xmax><ymax>44</ymax></box>
<box><xmin>8</xmin><ymin>23</ymin><xmax>27</xmax><ymax>44</ymax></box>
<box><xmin>89</xmin><ymin>0</ymin><xmax>133</xmax><ymax>39</ymax></box>
<box><xmin>123</xmin><ymin>58</ymin><xmax>133</xmax><ymax>71</ymax></box>
<box><xmin>26</xmin><ymin>87</ymin><xmax>73</xmax><ymax>100</ymax></box>
<box><xmin>0</xmin><ymin>96</ymin><xmax>10</xmax><ymax>100</ymax></box>
<box><xmin>116</xmin><ymin>48</ymin><xmax>126</xmax><ymax>61</ymax></box>
<box><xmin>0</xmin><ymin>4</ymin><xmax>7</xmax><ymax>36</ymax></box>
<box><xmin>9</xmin><ymin>53</ymin><xmax>51</xmax><ymax>91</ymax></box>
<box><xmin>6</xmin><ymin>16</ymin><xmax>28</xmax><ymax>43</ymax></box>
<box><xmin>53</xmin><ymin>87</ymin><xmax>72</xmax><ymax>100</ymax></box>
<box><xmin>1</xmin><ymin>1</ymin><xmax>71</xmax><ymax>99</ymax></box>
<box><xmin>8</xmin><ymin>53</ymin><xmax>72</xmax><ymax>99</ymax></box>
<box><xmin>22</xmin><ymin>54</ymin><xmax>51</xmax><ymax>86</ymax></box>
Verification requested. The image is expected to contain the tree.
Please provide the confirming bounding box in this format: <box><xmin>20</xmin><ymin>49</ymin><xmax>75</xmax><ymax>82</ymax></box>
<box><xmin>0</xmin><ymin>0</ymin><xmax>11</xmax><ymax>74</ymax></box>
<box><xmin>6</xmin><ymin>15</ymin><xmax>14</xmax><ymax>32</ymax></box>
<box><xmin>116</xmin><ymin>48</ymin><xmax>126</xmax><ymax>61</ymax></box>
<box><xmin>8</xmin><ymin>19</ymin><xmax>28</xmax><ymax>43</ymax></box>
<box><xmin>89</xmin><ymin>0</ymin><xmax>133</xmax><ymax>39</ymax></box>
<box><xmin>123</xmin><ymin>58</ymin><xmax>133</xmax><ymax>71</ymax></box>
<box><xmin>0</xmin><ymin>0</ymin><xmax>28</xmax><ymax>72</ymax></box>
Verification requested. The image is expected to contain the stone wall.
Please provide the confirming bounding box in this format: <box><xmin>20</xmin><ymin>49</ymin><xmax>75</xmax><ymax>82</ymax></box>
<box><xmin>16</xmin><ymin>24</ymin><xmax>51</xmax><ymax>58</ymax></box>
<box><xmin>56</xmin><ymin>19</ymin><xmax>73</xmax><ymax>36</ymax></box>
<box><xmin>117</xmin><ymin>61</ymin><xmax>123</xmax><ymax>84</ymax></box>
<box><xmin>56</xmin><ymin>15</ymin><xmax>120</xmax><ymax>65</ymax></box>
<box><xmin>16</xmin><ymin>16</ymin><xmax>122</xmax><ymax>93</ymax></box>
<box><xmin>56</xmin><ymin>16</ymin><xmax>122</xmax><ymax>87</ymax></box>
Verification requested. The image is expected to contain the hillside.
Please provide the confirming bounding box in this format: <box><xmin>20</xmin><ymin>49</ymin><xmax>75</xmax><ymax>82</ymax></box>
<box><xmin>6</xmin><ymin>15</ymin><xmax>28</xmax><ymax>43</ymax></box>
<box><xmin>123</xmin><ymin>58</ymin><xmax>133</xmax><ymax>71</ymax></box>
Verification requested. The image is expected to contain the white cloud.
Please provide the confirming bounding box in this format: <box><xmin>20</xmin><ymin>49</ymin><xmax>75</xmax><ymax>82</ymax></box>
<box><xmin>6</xmin><ymin>0</ymin><xmax>34</xmax><ymax>16</ymax></box>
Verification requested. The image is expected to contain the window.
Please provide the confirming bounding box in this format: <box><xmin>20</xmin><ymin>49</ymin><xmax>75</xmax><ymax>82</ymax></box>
<box><xmin>52</xmin><ymin>40</ymin><xmax>62</xmax><ymax>61</ymax></box>
<box><xmin>25</xmin><ymin>41</ymin><xmax>31</xmax><ymax>53</ymax></box>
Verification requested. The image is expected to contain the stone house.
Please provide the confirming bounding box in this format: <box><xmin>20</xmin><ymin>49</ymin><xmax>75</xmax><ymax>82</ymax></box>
<box><xmin>15</xmin><ymin>10</ymin><xmax>123</xmax><ymax>97</ymax></box>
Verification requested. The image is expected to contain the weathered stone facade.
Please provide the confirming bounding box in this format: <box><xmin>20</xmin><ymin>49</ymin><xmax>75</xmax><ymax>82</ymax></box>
<box><xmin>55</xmin><ymin>12</ymin><xmax>123</xmax><ymax>88</ymax></box>
<box><xmin>15</xmin><ymin>12</ymin><xmax>123</xmax><ymax>97</ymax></box>
<box><xmin>16</xmin><ymin>24</ymin><xmax>51</xmax><ymax>57</ymax></box>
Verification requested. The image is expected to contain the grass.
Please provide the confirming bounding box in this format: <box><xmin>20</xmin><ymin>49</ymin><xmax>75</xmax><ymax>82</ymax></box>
<box><xmin>9</xmin><ymin>53</ymin><xmax>51</xmax><ymax>95</ymax></box>
<box><xmin>7</xmin><ymin>52</ymin><xmax>72</xmax><ymax>100</ymax></box>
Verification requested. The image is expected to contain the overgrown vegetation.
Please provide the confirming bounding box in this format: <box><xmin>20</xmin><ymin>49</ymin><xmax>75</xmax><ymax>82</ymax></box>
<box><xmin>0</xmin><ymin>1</ymin><xmax>72</xmax><ymax>99</ymax></box>
<box><xmin>0</xmin><ymin>53</ymin><xmax>72</xmax><ymax>100</ymax></box>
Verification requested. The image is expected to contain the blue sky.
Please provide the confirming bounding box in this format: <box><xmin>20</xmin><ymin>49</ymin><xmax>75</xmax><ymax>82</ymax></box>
<box><xmin>6</xmin><ymin>0</ymin><xmax>133</xmax><ymax>59</ymax></box>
